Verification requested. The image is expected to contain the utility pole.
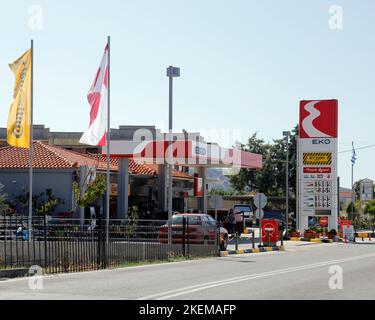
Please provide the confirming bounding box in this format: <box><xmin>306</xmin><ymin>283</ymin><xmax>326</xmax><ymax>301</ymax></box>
<box><xmin>283</xmin><ymin>131</ymin><xmax>291</xmax><ymax>237</ymax></box>
<box><xmin>166</xmin><ymin>66</ymin><xmax>180</xmax><ymax>245</ymax></box>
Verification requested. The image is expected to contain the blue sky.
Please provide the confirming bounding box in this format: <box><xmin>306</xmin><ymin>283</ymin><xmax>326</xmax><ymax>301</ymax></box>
<box><xmin>0</xmin><ymin>0</ymin><xmax>374</xmax><ymax>188</ymax></box>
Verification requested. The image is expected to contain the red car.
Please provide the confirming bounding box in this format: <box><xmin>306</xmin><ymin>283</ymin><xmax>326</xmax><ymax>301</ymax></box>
<box><xmin>158</xmin><ymin>214</ymin><xmax>229</xmax><ymax>250</ymax></box>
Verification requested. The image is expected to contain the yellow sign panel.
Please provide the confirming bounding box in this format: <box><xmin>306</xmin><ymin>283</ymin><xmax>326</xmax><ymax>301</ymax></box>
<box><xmin>303</xmin><ymin>153</ymin><xmax>332</xmax><ymax>166</ymax></box>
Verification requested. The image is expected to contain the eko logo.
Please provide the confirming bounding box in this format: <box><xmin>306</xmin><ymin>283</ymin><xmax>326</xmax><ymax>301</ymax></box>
<box><xmin>312</xmin><ymin>139</ymin><xmax>332</xmax><ymax>145</ymax></box>
<box><xmin>300</xmin><ymin>100</ymin><xmax>338</xmax><ymax>139</ymax></box>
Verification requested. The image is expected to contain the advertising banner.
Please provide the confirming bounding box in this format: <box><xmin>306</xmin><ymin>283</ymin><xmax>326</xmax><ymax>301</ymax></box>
<box><xmin>194</xmin><ymin>174</ymin><xmax>203</xmax><ymax>197</ymax></box>
<box><xmin>298</xmin><ymin>100</ymin><xmax>338</xmax><ymax>232</ymax></box>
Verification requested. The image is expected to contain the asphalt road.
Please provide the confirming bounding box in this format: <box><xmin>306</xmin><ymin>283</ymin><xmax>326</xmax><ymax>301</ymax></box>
<box><xmin>1</xmin><ymin>242</ymin><xmax>375</xmax><ymax>300</ymax></box>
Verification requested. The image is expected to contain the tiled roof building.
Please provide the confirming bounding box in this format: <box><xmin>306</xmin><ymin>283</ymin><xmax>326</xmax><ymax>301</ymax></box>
<box><xmin>0</xmin><ymin>141</ymin><xmax>191</xmax><ymax>179</ymax></box>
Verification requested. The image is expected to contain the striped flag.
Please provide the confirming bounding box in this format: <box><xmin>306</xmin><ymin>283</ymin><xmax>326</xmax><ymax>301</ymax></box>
<box><xmin>351</xmin><ymin>142</ymin><xmax>357</xmax><ymax>165</ymax></box>
<box><xmin>80</xmin><ymin>44</ymin><xmax>109</xmax><ymax>146</ymax></box>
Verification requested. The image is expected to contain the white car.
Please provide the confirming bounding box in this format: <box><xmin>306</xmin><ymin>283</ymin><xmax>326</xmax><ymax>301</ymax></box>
<box><xmin>233</xmin><ymin>204</ymin><xmax>253</xmax><ymax>226</ymax></box>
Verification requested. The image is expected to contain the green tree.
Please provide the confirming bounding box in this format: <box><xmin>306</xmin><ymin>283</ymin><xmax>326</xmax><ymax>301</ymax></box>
<box><xmin>0</xmin><ymin>183</ymin><xmax>12</xmax><ymax>215</ymax></box>
<box><xmin>364</xmin><ymin>200</ymin><xmax>375</xmax><ymax>222</ymax></box>
<box><xmin>209</xmin><ymin>188</ymin><xmax>235</xmax><ymax>196</ymax></box>
<box><xmin>36</xmin><ymin>189</ymin><xmax>63</xmax><ymax>216</ymax></box>
<box><xmin>230</xmin><ymin>125</ymin><xmax>298</xmax><ymax>211</ymax></box>
<box><xmin>346</xmin><ymin>201</ymin><xmax>360</xmax><ymax>220</ymax></box>
<box><xmin>11</xmin><ymin>188</ymin><xmax>63</xmax><ymax>216</ymax></box>
<box><xmin>73</xmin><ymin>174</ymin><xmax>106</xmax><ymax>209</ymax></box>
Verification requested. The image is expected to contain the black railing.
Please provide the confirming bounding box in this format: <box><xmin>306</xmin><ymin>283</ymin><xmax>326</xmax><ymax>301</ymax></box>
<box><xmin>0</xmin><ymin>215</ymin><xmax>220</xmax><ymax>274</ymax></box>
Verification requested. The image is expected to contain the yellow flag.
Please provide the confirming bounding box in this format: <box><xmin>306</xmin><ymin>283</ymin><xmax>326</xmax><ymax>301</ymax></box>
<box><xmin>7</xmin><ymin>49</ymin><xmax>32</xmax><ymax>148</ymax></box>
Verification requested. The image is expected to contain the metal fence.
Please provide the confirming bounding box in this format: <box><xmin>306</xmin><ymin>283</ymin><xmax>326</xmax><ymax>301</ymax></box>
<box><xmin>0</xmin><ymin>215</ymin><xmax>219</xmax><ymax>274</ymax></box>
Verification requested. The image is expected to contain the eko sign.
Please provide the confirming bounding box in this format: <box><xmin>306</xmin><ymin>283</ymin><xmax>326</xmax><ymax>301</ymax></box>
<box><xmin>298</xmin><ymin>100</ymin><xmax>339</xmax><ymax>232</ymax></box>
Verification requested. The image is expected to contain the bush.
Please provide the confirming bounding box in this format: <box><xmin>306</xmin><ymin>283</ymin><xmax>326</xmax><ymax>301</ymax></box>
<box><xmin>0</xmin><ymin>183</ymin><xmax>12</xmax><ymax>216</ymax></box>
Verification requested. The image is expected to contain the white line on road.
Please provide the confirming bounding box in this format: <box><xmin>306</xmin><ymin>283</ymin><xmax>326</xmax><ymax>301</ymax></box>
<box><xmin>138</xmin><ymin>252</ymin><xmax>375</xmax><ymax>300</ymax></box>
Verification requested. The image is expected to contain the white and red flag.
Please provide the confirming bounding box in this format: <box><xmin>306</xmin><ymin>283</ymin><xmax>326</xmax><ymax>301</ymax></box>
<box><xmin>80</xmin><ymin>44</ymin><xmax>109</xmax><ymax>146</ymax></box>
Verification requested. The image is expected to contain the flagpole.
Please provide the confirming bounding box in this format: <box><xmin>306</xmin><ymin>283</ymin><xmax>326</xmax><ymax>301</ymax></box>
<box><xmin>106</xmin><ymin>36</ymin><xmax>111</xmax><ymax>245</ymax></box>
<box><xmin>29</xmin><ymin>39</ymin><xmax>34</xmax><ymax>238</ymax></box>
<box><xmin>351</xmin><ymin>141</ymin><xmax>354</xmax><ymax>222</ymax></box>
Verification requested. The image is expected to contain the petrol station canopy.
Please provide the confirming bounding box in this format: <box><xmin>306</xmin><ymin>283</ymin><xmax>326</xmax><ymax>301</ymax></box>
<box><xmin>102</xmin><ymin>140</ymin><xmax>263</xmax><ymax>169</ymax></box>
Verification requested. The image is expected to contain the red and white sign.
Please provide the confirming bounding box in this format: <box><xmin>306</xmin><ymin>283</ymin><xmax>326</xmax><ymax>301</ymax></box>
<box><xmin>261</xmin><ymin>219</ymin><xmax>279</xmax><ymax>243</ymax></box>
<box><xmin>339</xmin><ymin>219</ymin><xmax>352</xmax><ymax>231</ymax></box>
<box><xmin>299</xmin><ymin>100</ymin><xmax>338</xmax><ymax>139</ymax></box>
<box><xmin>320</xmin><ymin>217</ymin><xmax>329</xmax><ymax>227</ymax></box>
<box><xmin>102</xmin><ymin>140</ymin><xmax>263</xmax><ymax>169</ymax></box>
<box><xmin>298</xmin><ymin>99</ymin><xmax>339</xmax><ymax>233</ymax></box>
<box><xmin>303</xmin><ymin>167</ymin><xmax>332</xmax><ymax>174</ymax></box>
<box><xmin>194</xmin><ymin>174</ymin><xmax>203</xmax><ymax>197</ymax></box>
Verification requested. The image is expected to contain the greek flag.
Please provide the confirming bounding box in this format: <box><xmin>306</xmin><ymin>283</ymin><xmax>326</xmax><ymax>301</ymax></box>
<box><xmin>351</xmin><ymin>142</ymin><xmax>357</xmax><ymax>165</ymax></box>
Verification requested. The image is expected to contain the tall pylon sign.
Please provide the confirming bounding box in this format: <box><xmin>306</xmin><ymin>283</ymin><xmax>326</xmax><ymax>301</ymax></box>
<box><xmin>297</xmin><ymin>100</ymin><xmax>339</xmax><ymax>232</ymax></box>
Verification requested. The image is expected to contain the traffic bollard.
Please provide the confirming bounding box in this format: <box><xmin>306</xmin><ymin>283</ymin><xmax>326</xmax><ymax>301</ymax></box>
<box><xmin>235</xmin><ymin>232</ymin><xmax>239</xmax><ymax>251</ymax></box>
<box><xmin>252</xmin><ymin>230</ymin><xmax>255</xmax><ymax>249</ymax></box>
<box><xmin>280</xmin><ymin>231</ymin><xmax>283</xmax><ymax>247</ymax></box>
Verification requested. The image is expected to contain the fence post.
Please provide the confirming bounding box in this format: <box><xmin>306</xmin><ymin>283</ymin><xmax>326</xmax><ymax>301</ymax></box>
<box><xmin>103</xmin><ymin>218</ymin><xmax>107</xmax><ymax>269</ymax></box>
<box><xmin>3</xmin><ymin>214</ymin><xmax>7</xmax><ymax>267</ymax></box>
<box><xmin>182</xmin><ymin>217</ymin><xmax>186</xmax><ymax>257</ymax></box>
<box><xmin>44</xmin><ymin>215</ymin><xmax>48</xmax><ymax>268</ymax></box>
<box><xmin>186</xmin><ymin>218</ymin><xmax>190</xmax><ymax>257</ymax></box>
<box><xmin>97</xmin><ymin>215</ymin><xmax>102</xmax><ymax>268</ymax></box>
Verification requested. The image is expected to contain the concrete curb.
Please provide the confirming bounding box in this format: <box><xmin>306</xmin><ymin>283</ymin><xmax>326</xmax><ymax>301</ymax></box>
<box><xmin>289</xmin><ymin>238</ymin><xmax>333</xmax><ymax>243</ymax></box>
<box><xmin>0</xmin><ymin>268</ymin><xmax>29</xmax><ymax>280</ymax></box>
<box><xmin>220</xmin><ymin>246</ymin><xmax>285</xmax><ymax>257</ymax></box>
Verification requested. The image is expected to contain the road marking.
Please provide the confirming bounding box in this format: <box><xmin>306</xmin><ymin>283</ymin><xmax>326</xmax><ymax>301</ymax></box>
<box><xmin>138</xmin><ymin>252</ymin><xmax>375</xmax><ymax>300</ymax></box>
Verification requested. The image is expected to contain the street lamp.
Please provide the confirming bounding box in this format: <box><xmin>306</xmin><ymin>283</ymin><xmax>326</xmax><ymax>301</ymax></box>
<box><xmin>167</xmin><ymin>66</ymin><xmax>180</xmax><ymax>245</ymax></box>
<box><xmin>283</xmin><ymin>131</ymin><xmax>291</xmax><ymax>238</ymax></box>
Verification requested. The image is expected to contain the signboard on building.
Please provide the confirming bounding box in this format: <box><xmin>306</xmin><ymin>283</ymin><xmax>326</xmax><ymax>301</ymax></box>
<box><xmin>298</xmin><ymin>100</ymin><xmax>339</xmax><ymax>232</ymax></box>
<box><xmin>360</xmin><ymin>179</ymin><xmax>374</xmax><ymax>202</ymax></box>
<box><xmin>194</xmin><ymin>174</ymin><xmax>203</xmax><ymax>197</ymax></box>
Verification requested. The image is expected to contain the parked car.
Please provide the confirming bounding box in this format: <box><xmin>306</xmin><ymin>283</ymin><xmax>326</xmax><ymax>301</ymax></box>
<box><xmin>158</xmin><ymin>214</ymin><xmax>229</xmax><ymax>250</ymax></box>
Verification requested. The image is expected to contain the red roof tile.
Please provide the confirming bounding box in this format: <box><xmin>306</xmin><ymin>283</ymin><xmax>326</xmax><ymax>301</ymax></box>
<box><xmin>0</xmin><ymin>141</ymin><xmax>192</xmax><ymax>179</ymax></box>
<box><xmin>0</xmin><ymin>141</ymin><xmax>117</xmax><ymax>171</ymax></box>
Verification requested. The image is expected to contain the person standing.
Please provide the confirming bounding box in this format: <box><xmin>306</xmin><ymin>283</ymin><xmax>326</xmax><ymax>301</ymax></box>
<box><xmin>227</xmin><ymin>209</ymin><xmax>236</xmax><ymax>235</ymax></box>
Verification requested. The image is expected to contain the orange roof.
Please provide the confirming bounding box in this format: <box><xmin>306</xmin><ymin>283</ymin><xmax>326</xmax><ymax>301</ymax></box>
<box><xmin>0</xmin><ymin>141</ymin><xmax>117</xmax><ymax>171</ymax></box>
<box><xmin>0</xmin><ymin>141</ymin><xmax>192</xmax><ymax>179</ymax></box>
<box><xmin>340</xmin><ymin>191</ymin><xmax>352</xmax><ymax>198</ymax></box>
